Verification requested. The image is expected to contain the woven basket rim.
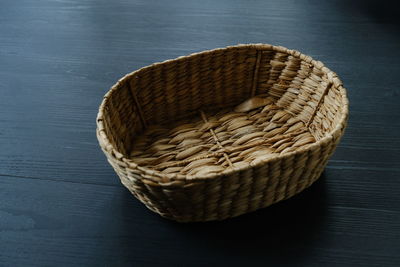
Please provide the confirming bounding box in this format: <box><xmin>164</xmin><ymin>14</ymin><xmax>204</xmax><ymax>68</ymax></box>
<box><xmin>96</xmin><ymin>43</ymin><xmax>349</xmax><ymax>184</ymax></box>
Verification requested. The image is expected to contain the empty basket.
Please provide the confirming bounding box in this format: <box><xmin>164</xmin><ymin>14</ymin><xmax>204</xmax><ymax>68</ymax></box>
<box><xmin>96</xmin><ymin>44</ymin><xmax>349</xmax><ymax>222</ymax></box>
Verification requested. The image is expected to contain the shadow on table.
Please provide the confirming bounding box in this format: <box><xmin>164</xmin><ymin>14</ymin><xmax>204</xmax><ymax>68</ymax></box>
<box><xmin>114</xmin><ymin>172</ymin><xmax>329</xmax><ymax>265</ymax></box>
<box><xmin>166</xmin><ymin>173</ymin><xmax>329</xmax><ymax>265</ymax></box>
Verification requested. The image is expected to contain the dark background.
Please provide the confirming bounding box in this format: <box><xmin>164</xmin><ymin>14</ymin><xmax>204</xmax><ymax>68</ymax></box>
<box><xmin>1</xmin><ymin>0</ymin><xmax>399</xmax><ymax>266</ymax></box>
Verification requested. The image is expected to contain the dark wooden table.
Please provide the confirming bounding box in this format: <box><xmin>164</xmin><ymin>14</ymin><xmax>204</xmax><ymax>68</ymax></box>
<box><xmin>1</xmin><ymin>0</ymin><xmax>399</xmax><ymax>266</ymax></box>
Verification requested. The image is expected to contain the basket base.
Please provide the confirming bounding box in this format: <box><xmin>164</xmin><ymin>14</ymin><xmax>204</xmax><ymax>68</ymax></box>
<box><xmin>129</xmin><ymin>95</ymin><xmax>317</xmax><ymax>179</ymax></box>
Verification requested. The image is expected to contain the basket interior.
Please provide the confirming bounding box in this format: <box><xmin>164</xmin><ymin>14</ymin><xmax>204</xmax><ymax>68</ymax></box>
<box><xmin>100</xmin><ymin>45</ymin><xmax>345</xmax><ymax>178</ymax></box>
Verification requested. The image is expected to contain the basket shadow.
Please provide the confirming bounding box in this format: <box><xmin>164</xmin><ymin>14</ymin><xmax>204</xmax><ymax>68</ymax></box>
<box><xmin>115</xmin><ymin>172</ymin><xmax>329</xmax><ymax>265</ymax></box>
<box><xmin>168</xmin><ymin>173</ymin><xmax>329</xmax><ymax>264</ymax></box>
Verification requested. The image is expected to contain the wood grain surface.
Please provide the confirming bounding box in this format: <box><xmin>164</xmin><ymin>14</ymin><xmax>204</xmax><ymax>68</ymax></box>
<box><xmin>1</xmin><ymin>0</ymin><xmax>399</xmax><ymax>266</ymax></box>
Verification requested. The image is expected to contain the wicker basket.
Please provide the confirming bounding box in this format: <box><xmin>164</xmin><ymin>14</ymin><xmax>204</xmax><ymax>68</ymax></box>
<box><xmin>96</xmin><ymin>44</ymin><xmax>348</xmax><ymax>222</ymax></box>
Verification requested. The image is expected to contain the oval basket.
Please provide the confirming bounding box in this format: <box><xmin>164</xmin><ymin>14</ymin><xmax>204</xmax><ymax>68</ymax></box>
<box><xmin>96</xmin><ymin>44</ymin><xmax>349</xmax><ymax>222</ymax></box>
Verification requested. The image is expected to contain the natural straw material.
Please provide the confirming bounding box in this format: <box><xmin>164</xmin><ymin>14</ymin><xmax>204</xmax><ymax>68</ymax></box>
<box><xmin>96</xmin><ymin>44</ymin><xmax>349</xmax><ymax>222</ymax></box>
